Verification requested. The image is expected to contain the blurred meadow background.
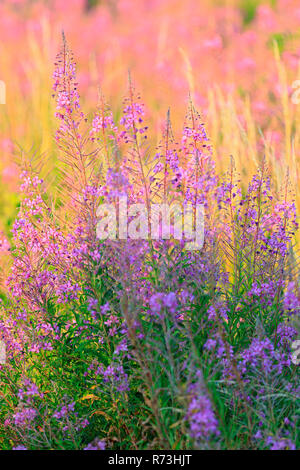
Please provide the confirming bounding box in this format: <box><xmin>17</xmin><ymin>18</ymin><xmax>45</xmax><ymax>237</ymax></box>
<box><xmin>0</xmin><ymin>0</ymin><xmax>300</xmax><ymax>235</ymax></box>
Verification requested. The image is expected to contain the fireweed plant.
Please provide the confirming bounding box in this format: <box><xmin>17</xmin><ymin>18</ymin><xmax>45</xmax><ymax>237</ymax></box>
<box><xmin>0</xmin><ymin>38</ymin><xmax>299</xmax><ymax>451</ymax></box>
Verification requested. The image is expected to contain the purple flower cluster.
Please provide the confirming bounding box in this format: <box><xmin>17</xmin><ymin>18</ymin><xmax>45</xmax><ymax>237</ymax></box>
<box><xmin>120</xmin><ymin>95</ymin><xmax>148</xmax><ymax>142</ymax></box>
<box><xmin>186</xmin><ymin>393</ymin><xmax>219</xmax><ymax>442</ymax></box>
<box><xmin>52</xmin><ymin>401</ymin><xmax>89</xmax><ymax>433</ymax></box>
<box><xmin>266</xmin><ymin>436</ymin><xmax>296</xmax><ymax>450</ymax></box>
<box><xmin>149</xmin><ymin>292</ymin><xmax>178</xmax><ymax>318</ymax></box>
<box><xmin>13</xmin><ymin>408</ymin><xmax>37</xmax><ymax>427</ymax></box>
<box><xmin>84</xmin><ymin>439</ymin><xmax>106</xmax><ymax>450</ymax></box>
<box><xmin>239</xmin><ymin>338</ymin><xmax>291</xmax><ymax>377</ymax></box>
